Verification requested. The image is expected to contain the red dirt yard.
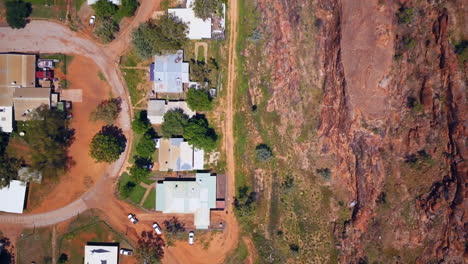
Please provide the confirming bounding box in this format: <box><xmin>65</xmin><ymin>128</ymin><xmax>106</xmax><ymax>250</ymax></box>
<box><xmin>27</xmin><ymin>55</ymin><xmax>111</xmax><ymax>213</ymax></box>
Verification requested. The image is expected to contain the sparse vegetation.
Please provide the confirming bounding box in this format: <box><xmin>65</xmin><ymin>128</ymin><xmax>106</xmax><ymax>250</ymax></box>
<box><xmin>233</xmin><ymin>186</ymin><xmax>256</xmax><ymax>217</ymax></box>
<box><xmin>94</xmin><ymin>19</ymin><xmax>119</xmax><ymax>43</ymax></box>
<box><xmin>132</xmin><ymin>14</ymin><xmax>188</xmax><ymax>58</ymax></box>
<box><xmin>89</xmin><ymin>125</ymin><xmax>127</xmax><ymax>163</ymax></box>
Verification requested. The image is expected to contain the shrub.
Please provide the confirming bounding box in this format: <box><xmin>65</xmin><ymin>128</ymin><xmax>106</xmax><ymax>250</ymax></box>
<box><xmin>396</xmin><ymin>6</ymin><xmax>413</xmax><ymax>24</ymax></box>
<box><xmin>5</xmin><ymin>0</ymin><xmax>32</xmax><ymax>29</ymax></box>
<box><xmin>233</xmin><ymin>186</ymin><xmax>256</xmax><ymax>216</ymax></box>
<box><xmin>255</xmin><ymin>144</ymin><xmax>273</xmax><ymax>162</ymax></box>
<box><xmin>186</xmin><ymin>88</ymin><xmax>212</xmax><ymax>111</ymax></box>
<box><xmin>90</xmin><ymin>97</ymin><xmax>122</xmax><ymax>124</ymax></box>
<box><xmin>136</xmin><ymin>133</ymin><xmax>156</xmax><ymax>159</ymax></box>
<box><xmin>192</xmin><ymin>0</ymin><xmax>222</xmax><ymax>20</ymax></box>
<box><xmin>116</xmin><ymin>0</ymin><xmax>138</xmax><ymax>19</ymax></box>
<box><xmin>132</xmin><ymin>14</ymin><xmax>188</xmax><ymax>58</ymax></box>
<box><xmin>163</xmin><ymin>217</ymin><xmax>186</xmax><ymax>235</ymax></box>
<box><xmin>190</xmin><ymin>58</ymin><xmax>219</xmax><ymax>87</ymax></box>
<box><xmin>90</xmin><ymin>125</ymin><xmax>127</xmax><ymax>163</ymax></box>
<box><xmin>183</xmin><ymin>116</ymin><xmax>217</xmax><ymax>151</ymax></box>
<box><xmin>161</xmin><ymin>109</ymin><xmax>188</xmax><ymax>138</ymax></box>
<box><xmin>92</xmin><ymin>0</ymin><xmax>118</xmax><ymax>18</ymax></box>
<box><xmin>289</xmin><ymin>244</ymin><xmax>300</xmax><ymax>252</ymax></box>
<box><xmin>132</xmin><ymin>111</ymin><xmax>151</xmax><ymax>134</ymax></box>
<box><xmin>316</xmin><ymin>168</ymin><xmax>331</xmax><ymax>180</ymax></box>
<box><xmin>94</xmin><ymin>19</ymin><xmax>119</xmax><ymax>43</ymax></box>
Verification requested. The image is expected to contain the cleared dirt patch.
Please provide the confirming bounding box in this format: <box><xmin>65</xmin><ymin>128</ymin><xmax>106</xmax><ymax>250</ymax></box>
<box><xmin>28</xmin><ymin>55</ymin><xmax>111</xmax><ymax>213</ymax></box>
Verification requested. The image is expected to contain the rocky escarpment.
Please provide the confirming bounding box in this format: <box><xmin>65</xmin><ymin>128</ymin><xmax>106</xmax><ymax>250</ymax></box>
<box><xmin>241</xmin><ymin>0</ymin><xmax>465</xmax><ymax>262</ymax></box>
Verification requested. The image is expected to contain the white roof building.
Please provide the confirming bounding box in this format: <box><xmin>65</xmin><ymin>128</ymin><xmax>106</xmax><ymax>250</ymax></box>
<box><xmin>147</xmin><ymin>100</ymin><xmax>196</xmax><ymax>124</ymax></box>
<box><xmin>0</xmin><ymin>106</ymin><xmax>13</xmax><ymax>133</ymax></box>
<box><xmin>87</xmin><ymin>0</ymin><xmax>121</xmax><ymax>6</ymax></box>
<box><xmin>0</xmin><ymin>180</ymin><xmax>27</xmax><ymax>214</ymax></box>
<box><xmin>84</xmin><ymin>244</ymin><xmax>119</xmax><ymax>264</ymax></box>
<box><xmin>151</xmin><ymin>51</ymin><xmax>189</xmax><ymax>93</ymax></box>
<box><xmin>158</xmin><ymin>138</ymin><xmax>204</xmax><ymax>171</ymax></box>
<box><xmin>168</xmin><ymin>0</ymin><xmax>212</xmax><ymax>40</ymax></box>
<box><xmin>156</xmin><ymin>173</ymin><xmax>217</xmax><ymax>229</ymax></box>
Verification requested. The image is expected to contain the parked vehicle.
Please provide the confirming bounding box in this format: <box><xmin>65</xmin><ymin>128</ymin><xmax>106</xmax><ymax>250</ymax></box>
<box><xmin>64</xmin><ymin>101</ymin><xmax>72</xmax><ymax>109</ymax></box>
<box><xmin>153</xmin><ymin>222</ymin><xmax>162</xmax><ymax>235</ymax></box>
<box><xmin>119</xmin><ymin>248</ymin><xmax>133</xmax><ymax>256</ymax></box>
<box><xmin>143</xmin><ymin>164</ymin><xmax>153</xmax><ymax>170</ymax></box>
<box><xmin>188</xmin><ymin>231</ymin><xmax>194</xmax><ymax>245</ymax></box>
<box><xmin>127</xmin><ymin>213</ymin><xmax>138</xmax><ymax>224</ymax></box>
<box><xmin>89</xmin><ymin>15</ymin><xmax>96</xmax><ymax>26</ymax></box>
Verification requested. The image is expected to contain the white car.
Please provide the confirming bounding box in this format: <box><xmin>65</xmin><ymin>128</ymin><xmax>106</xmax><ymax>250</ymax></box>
<box><xmin>89</xmin><ymin>15</ymin><xmax>96</xmax><ymax>26</ymax></box>
<box><xmin>188</xmin><ymin>231</ymin><xmax>194</xmax><ymax>245</ymax></box>
<box><xmin>153</xmin><ymin>222</ymin><xmax>162</xmax><ymax>235</ymax></box>
<box><xmin>127</xmin><ymin>213</ymin><xmax>138</xmax><ymax>224</ymax></box>
<box><xmin>119</xmin><ymin>248</ymin><xmax>133</xmax><ymax>256</ymax></box>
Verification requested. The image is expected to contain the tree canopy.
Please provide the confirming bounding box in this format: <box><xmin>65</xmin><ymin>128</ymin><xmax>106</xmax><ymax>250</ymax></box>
<box><xmin>89</xmin><ymin>125</ymin><xmax>127</xmax><ymax>163</ymax></box>
<box><xmin>92</xmin><ymin>0</ymin><xmax>118</xmax><ymax>18</ymax></box>
<box><xmin>116</xmin><ymin>0</ymin><xmax>138</xmax><ymax>18</ymax></box>
<box><xmin>183</xmin><ymin>115</ymin><xmax>217</xmax><ymax>151</ymax></box>
<box><xmin>132</xmin><ymin>111</ymin><xmax>151</xmax><ymax>134</ymax></box>
<box><xmin>135</xmin><ymin>231</ymin><xmax>165</xmax><ymax>264</ymax></box>
<box><xmin>161</xmin><ymin>109</ymin><xmax>188</xmax><ymax>138</ymax></box>
<box><xmin>90</xmin><ymin>97</ymin><xmax>122</xmax><ymax>124</ymax></box>
<box><xmin>132</xmin><ymin>14</ymin><xmax>188</xmax><ymax>58</ymax></box>
<box><xmin>192</xmin><ymin>0</ymin><xmax>222</xmax><ymax>21</ymax></box>
<box><xmin>136</xmin><ymin>133</ymin><xmax>156</xmax><ymax>159</ymax></box>
<box><xmin>186</xmin><ymin>88</ymin><xmax>212</xmax><ymax>111</ymax></box>
<box><xmin>189</xmin><ymin>58</ymin><xmax>218</xmax><ymax>86</ymax></box>
<box><xmin>94</xmin><ymin>19</ymin><xmax>120</xmax><ymax>43</ymax></box>
<box><xmin>24</xmin><ymin>106</ymin><xmax>75</xmax><ymax>179</ymax></box>
<box><xmin>5</xmin><ymin>0</ymin><xmax>32</xmax><ymax>29</ymax></box>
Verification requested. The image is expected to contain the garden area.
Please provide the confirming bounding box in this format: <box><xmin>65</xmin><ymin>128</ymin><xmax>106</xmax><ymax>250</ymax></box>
<box><xmin>57</xmin><ymin>210</ymin><xmax>133</xmax><ymax>263</ymax></box>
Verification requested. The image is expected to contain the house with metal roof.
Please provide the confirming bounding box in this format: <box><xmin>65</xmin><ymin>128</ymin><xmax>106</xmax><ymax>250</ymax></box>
<box><xmin>158</xmin><ymin>138</ymin><xmax>204</xmax><ymax>171</ymax></box>
<box><xmin>13</xmin><ymin>88</ymin><xmax>51</xmax><ymax>121</ymax></box>
<box><xmin>87</xmin><ymin>0</ymin><xmax>121</xmax><ymax>6</ymax></box>
<box><xmin>168</xmin><ymin>0</ymin><xmax>212</xmax><ymax>40</ymax></box>
<box><xmin>147</xmin><ymin>99</ymin><xmax>196</xmax><ymax>124</ymax></box>
<box><xmin>156</xmin><ymin>173</ymin><xmax>217</xmax><ymax>229</ymax></box>
<box><xmin>0</xmin><ymin>54</ymin><xmax>36</xmax><ymax>88</ymax></box>
<box><xmin>84</xmin><ymin>243</ymin><xmax>119</xmax><ymax>264</ymax></box>
<box><xmin>0</xmin><ymin>180</ymin><xmax>27</xmax><ymax>214</ymax></box>
<box><xmin>151</xmin><ymin>50</ymin><xmax>189</xmax><ymax>94</ymax></box>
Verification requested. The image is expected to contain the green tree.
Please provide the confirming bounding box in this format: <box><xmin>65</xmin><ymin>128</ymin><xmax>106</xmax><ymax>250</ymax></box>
<box><xmin>186</xmin><ymin>88</ymin><xmax>212</xmax><ymax>111</ymax></box>
<box><xmin>128</xmin><ymin>164</ymin><xmax>151</xmax><ymax>183</ymax></box>
<box><xmin>90</xmin><ymin>125</ymin><xmax>127</xmax><ymax>163</ymax></box>
<box><xmin>116</xmin><ymin>0</ymin><xmax>138</xmax><ymax>18</ymax></box>
<box><xmin>5</xmin><ymin>0</ymin><xmax>32</xmax><ymax>29</ymax></box>
<box><xmin>192</xmin><ymin>0</ymin><xmax>222</xmax><ymax>21</ymax></box>
<box><xmin>89</xmin><ymin>97</ymin><xmax>122</xmax><ymax>124</ymax></box>
<box><xmin>161</xmin><ymin>109</ymin><xmax>188</xmax><ymax>138</ymax></box>
<box><xmin>183</xmin><ymin>116</ymin><xmax>217</xmax><ymax>151</ymax></box>
<box><xmin>119</xmin><ymin>180</ymin><xmax>136</xmax><ymax>198</ymax></box>
<box><xmin>135</xmin><ymin>231</ymin><xmax>165</xmax><ymax>264</ymax></box>
<box><xmin>92</xmin><ymin>0</ymin><xmax>118</xmax><ymax>18</ymax></box>
<box><xmin>26</xmin><ymin>106</ymin><xmax>74</xmax><ymax>179</ymax></box>
<box><xmin>132</xmin><ymin>111</ymin><xmax>151</xmax><ymax>134</ymax></box>
<box><xmin>189</xmin><ymin>58</ymin><xmax>218</xmax><ymax>85</ymax></box>
<box><xmin>94</xmin><ymin>19</ymin><xmax>120</xmax><ymax>43</ymax></box>
<box><xmin>132</xmin><ymin>14</ymin><xmax>188</xmax><ymax>58</ymax></box>
<box><xmin>233</xmin><ymin>186</ymin><xmax>256</xmax><ymax>217</ymax></box>
<box><xmin>136</xmin><ymin>133</ymin><xmax>156</xmax><ymax>159</ymax></box>
<box><xmin>0</xmin><ymin>155</ymin><xmax>23</xmax><ymax>188</ymax></box>
<box><xmin>255</xmin><ymin>144</ymin><xmax>273</xmax><ymax>162</ymax></box>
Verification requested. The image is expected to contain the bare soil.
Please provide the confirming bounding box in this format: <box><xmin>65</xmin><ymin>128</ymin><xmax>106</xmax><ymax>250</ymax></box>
<box><xmin>28</xmin><ymin>55</ymin><xmax>111</xmax><ymax>213</ymax></box>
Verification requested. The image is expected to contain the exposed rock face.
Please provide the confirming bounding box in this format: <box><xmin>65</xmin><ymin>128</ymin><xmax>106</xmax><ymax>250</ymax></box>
<box><xmin>250</xmin><ymin>0</ymin><xmax>466</xmax><ymax>262</ymax></box>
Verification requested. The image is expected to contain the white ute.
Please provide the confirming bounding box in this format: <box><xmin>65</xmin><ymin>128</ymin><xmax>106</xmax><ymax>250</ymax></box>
<box><xmin>120</xmin><ymin>248</ymin><xmax>133</xmax><ymax>256</ymax></box>
<box><xmin>89</xmin><ymin>15</ymin><xmax>96</xmax><ymax>26</ymax></box>
<box><xmin>153</xmin><ymin>222</ymin><xmax>162</xmax><ymax>235</ymax></box>
<box><xmin>188</xmin><ymin>231</ymin><xmax>195</xmax><ymax>245</ymax></box>
<box><xmin>127</xmin><ymin>213</ymin><xmax>138</xmax><ymax>224</ymax></box>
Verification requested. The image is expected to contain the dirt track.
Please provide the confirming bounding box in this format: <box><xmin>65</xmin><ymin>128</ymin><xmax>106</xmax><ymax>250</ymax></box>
<box><xmin>0</xmin><ymin>0</ymin><xmax>244</xmax><ymax>262</ymax></box>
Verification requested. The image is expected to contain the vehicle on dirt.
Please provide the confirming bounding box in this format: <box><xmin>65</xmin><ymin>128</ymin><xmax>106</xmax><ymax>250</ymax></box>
<box><xmin>127</xmin><ymin>213</ymin><xmax>138</xmax><ymax>224</ymax></box>
<box><xmin>119</xmin><ymin>248</ymin><xmax>133</xmax><ymax>255</ymax></box>
<box><xmin>89</xmin><ymin>15</ymin><xmax>96</xmax><ymax>26</ymax></box>
<box><xmin>188</xmin><ymin>231</ymin><xmax>194</xmax><ymax>245</ymax></box>
<box><xmin>153</xmin><ymin>222</ymin><xmax>162</xmax><ymax>235</ymax></box>
<box><xmin>64</xmin><ymin>101</ymin><xmax>72</xmax><ymax>109</ymax></box>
